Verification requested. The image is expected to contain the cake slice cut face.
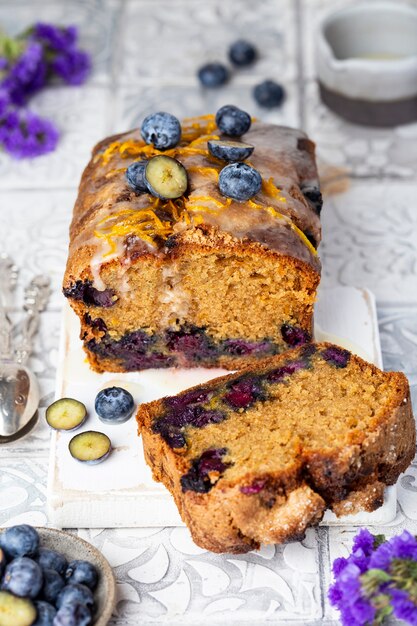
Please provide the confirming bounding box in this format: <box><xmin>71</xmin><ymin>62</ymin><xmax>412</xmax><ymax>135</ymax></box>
<box><xmin>137</xmin><ymin>343</ymin><xmax>414</xmax><ymax>553</ymax></box>
<box><xmin>63</xmin><ymin>114</ymin><xmax>322</xmax><ymax>372</ymax></box>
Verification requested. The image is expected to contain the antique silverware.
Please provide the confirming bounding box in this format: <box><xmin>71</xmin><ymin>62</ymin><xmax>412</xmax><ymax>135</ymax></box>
<box><xmin>0</xmin><ymin>268</ymin><xmax>50</xmax><ymax>437</ymax></box>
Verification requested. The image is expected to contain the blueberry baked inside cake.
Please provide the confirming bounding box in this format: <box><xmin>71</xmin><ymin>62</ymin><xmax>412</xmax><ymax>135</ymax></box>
<box><xmin>63</xmin><ymin>106</ymin><xmax>322</xmax><ymax>372</ymax></box>
<box><xmin>137</xmin><ymin>343</ymin><xmax>414</xmax><ymax>553</ymax></box>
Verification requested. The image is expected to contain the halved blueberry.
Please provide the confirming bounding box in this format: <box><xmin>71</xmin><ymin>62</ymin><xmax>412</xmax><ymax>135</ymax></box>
<box><xmin>0</xmin><ymin>590</ymin><xmax>36</xmax><ymax>626</ymax></box>
<box><xmin>45</xmin><ymin>398</ymin><xmax>87</xmax><ymax>432</ymax></box>
<box><xmin>253</xmin><ymin>80</ymin><xmax>285</xmax><ymax>108</ymax></box>
<box><xmin>65</xmin><ymin>560</ymin><xmax>98</xmax><ymax>590</ymax></box>
<box><xmin>215</xmin><ymin>105</ymin><xmax>251</xmax><ymax>137</ymax></box>
<box><xmin>2</xmin><ymin>557</ymin><xmax>43</xmax><ymax>598</ymax></box>
<box><xmin>229</xmin><ymin>40</ymin><xmax>257</xmax><ymax>67</ymax></box>
<box><xmin>207</xmin><ymin>139</ymin><xmax>254</xmax><ymax>163</ymax></box>
<box><xmin>125</xmin><ymin>160</ymin><xmax>148</xmax><ymax>193</ymax></box>
<box><xmin>197</xmin><ymin>62</ymin><xmax>229</xmax><ymax>88</ymax></box>
<box><xmin>0</xmin><ymin>525</ymin><xmax>39</xmax><ymax>559</ymax></box>
<box><xmin>141</xmin><ymin>112</ymin><xmax>181</xmax><ymax>150</ymax></box>
<box><xmin>145</xmin><ymin>155</ymin><xmax>188</xmax><ymax>200</ymax></box>
<box><xmin>218</xmin><ymin>162</ymin><xmax>262</xmax><ymax>201</ymax></box>
<box><xmin>69</xmin><ymin>431</ymin><xmax>111</xmax><ymax>465</ymax></box>
<box><xmin>95</xmin><ymin>386</ymin><xmax>135</xmax><ymax>425</ymax></box>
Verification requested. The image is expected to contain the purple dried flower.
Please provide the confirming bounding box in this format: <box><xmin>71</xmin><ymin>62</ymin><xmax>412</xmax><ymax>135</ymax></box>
<box><xmin>390</xmin><ymin>530</ymin><xmax>417</xmax><ymax>560</ymax></box>
<box><xmin>1</xmin><ymin>109</ymin><xmax>59</xmax><ymax>158</ymax></box>
<box><xmin>369</xmin><ymin>540</ymin><xmax>394</xmax><ymax>571</ymax></box>
<box><xmin>0</xmin><ymin>89</ymin><xmax>10</xmax><ymax>117</ymax></box>
<box><xmin>51</xmin><ymin>48</ymin><xmax>91</xmax><ymax>85</ymax></box>
<box><xmin>329</xmin><ymin>529</ymin><xmax>417</xmax><ymax>625</ymax></box>
<box><xmin>352</xmin><ymin>528</ymin><xmax>375</xmax><ymax>557</ymax></box>
<box><xmin>32</xmin><ymin>23</ymin><xmax>78</xmax><ymax>51</ymax></box>
<box><xmin>1</xmin><ymin>41</ymin><xmax>46</xmax><ymax>105</ymax></box>
<box><xmin>390</xmin><ymin>589</ymin><xmax>417</xmax><ymax>625</ymax></box>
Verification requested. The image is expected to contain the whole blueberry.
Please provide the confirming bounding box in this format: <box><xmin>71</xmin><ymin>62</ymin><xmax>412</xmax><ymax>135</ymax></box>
<box><xmin>215</xmin><ymin>105</ymin><xmax>251</xmax><ymax>137</ymax></box>
<box><xmin>228</xmin><ymin>40</ymin><xmax>257</xmax><ymax>66</ymax></box>
<box><xmin>2</xmin><ymin>556</ymin><xmax>43</xmax><ymax>598</ymax></box>
<box><xmin>95</xmin><ymin>386</ymin><xmax>135</xmax><ymax>424</ymax></box>
<box><xmin>56</xmin><ymin>583</ymin><xmax>94</xmax><ymax>611</ymax></box>
<box><xmin>141</xmin><ymin>112</ymin><xmax>181</xmax><ymax>150</ymax></box>
<box><xmin>197</xmin><ymin>62</ymin><xmax>229</xmax><ymax>88</ymax></box>
<box><xmin>0</xmin><ymin>524</ymin><xmax>39</xmax><ymax>558</ymax></box>
<box><xmin>53</xmin><ymin>603</ymin><xmax>92</xmax><ymax>626</ymax></box>
<box><xmin>218</xmin><ymin>162</ymin><xmax>262</xmax><ymax>201</ymax></box>
<box><xmin>33</xmin><ymin>600</ymin><xmax>56</xmax><ymax>626</ymax></box>
<box><xmin>65</xmin><ymin>561</ymin><xmax>98</xmax><ymax>590</ymax></box>
<box><xmin>125</xmin><ymin>160</ymin><xmax>148</xmax><ymax>193</ymax></box>
<box><xmin>41</xmin><ymin>568</ymin><xmax>65</xmax><ymax>604</ymax></box>
<box><xmin>253</xmin><ymin>80</ymin><xmax>285</xmax><ymax>108</ymax></box>
<box><xmin>35</xmin><ymin>548</ymin><xmax>68</xmax><ymax>577</ymax></box>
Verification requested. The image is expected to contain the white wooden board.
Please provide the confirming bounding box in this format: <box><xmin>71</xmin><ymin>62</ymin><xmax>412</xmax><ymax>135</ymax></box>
<box><xmin>47</xmin><ymin>286</ymin><xmax>396</xmax><ymax>528</ymax></box>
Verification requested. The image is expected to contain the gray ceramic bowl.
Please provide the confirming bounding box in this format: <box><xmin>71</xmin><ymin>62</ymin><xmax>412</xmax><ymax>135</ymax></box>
<box><xmin>316</xmin><ymin>1</ymin><xmax>417</xmax><ymax>126</ymax></box>
<box><xmin>0</xmin><ymin>527</ymin><xmax>116</xmax><ymax>625</ymax></box>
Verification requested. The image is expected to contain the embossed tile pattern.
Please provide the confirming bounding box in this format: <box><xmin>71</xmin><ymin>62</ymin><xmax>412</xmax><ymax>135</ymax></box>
<box><xmin>304</xmin><ymin>82</ymin><xmax>417</xmax><ymax>179</ymax></box>
<box><xmin>320</xmin><ymin>181</ymin><xmax>417</xmax><ymax>304</ymax></box>
<box><xmin>118</xmin><ymin>0</ymin><xmax>297</xmax><ymax>84</ymax></box>
<box><xmin>0</xmin><ymin>190</ymin><xmax>74</xmax><ymax>309</ymax></box>
<box><xmin>78</xmin><ymin>527</ymin><xmax>321</xmax><ymax>623</ymax></box>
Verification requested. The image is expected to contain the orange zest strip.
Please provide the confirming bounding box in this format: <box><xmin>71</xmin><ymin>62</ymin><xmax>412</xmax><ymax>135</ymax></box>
<box><xmin>262</xmin><ymin>177</ymin><xmax>282</xmax><ymax>198</ymax></box>
<box><xmin>187</xmin><ymin>166</ymin><xmax>219</xmax><ymax>180</ymax></box>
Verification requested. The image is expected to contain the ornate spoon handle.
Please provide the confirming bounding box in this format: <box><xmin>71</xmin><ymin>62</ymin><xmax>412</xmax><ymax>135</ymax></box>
<box><xmin>14</xmin><ymin>275</ymin><xmax>51</xmax><ymax>365</ymax></box>
<box><xmin>0</xmin><ymin>254</ymin><xmax>18</xmax><ymax>360</ymax></box>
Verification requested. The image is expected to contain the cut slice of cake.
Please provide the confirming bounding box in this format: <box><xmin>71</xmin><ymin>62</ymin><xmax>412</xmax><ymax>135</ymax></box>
<box><xmin>63</xmin><ymin>110</ymin><xmax>322</xmax><ymax>372</ymax></box>
<box><xmin>136</xmin><ymin>343</ymin><xmax>414</xmax><ymax>553</ymax></box>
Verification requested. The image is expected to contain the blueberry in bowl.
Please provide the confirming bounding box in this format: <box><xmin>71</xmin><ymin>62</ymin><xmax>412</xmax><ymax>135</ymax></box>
<box><xmin>215</xmin><ymin>105</ymin><xmax>251</xmax><ymax>137</ymax></box>
<box><xmin>0</xmin><ymin>526</ymin><xmax>115</xmax><ymax>626</ymax></box>
<box><xmin>197</xmin><ymin>62</ymin><xmax>229</xmax><ymax>88</ymax></box>
<box><xmin>0</xmin><ymin>524</ymin><xmax>39</xmax><ymax>559</ymax></box>
<box><xmin>228</xmin><ymin>39</ymin><xmax>257</xmax><ymax>66</ymax></box>
<box><xmin>95</xmin><ymin>386</ymin><xmax>135</xmax><ymax>424</ymax></box>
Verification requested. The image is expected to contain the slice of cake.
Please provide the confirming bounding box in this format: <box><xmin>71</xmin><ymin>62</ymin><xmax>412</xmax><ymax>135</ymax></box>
<box><xmin>137</xmin><ymin>343</ymin><xmax>414</xmax><ymax>553</ymax></box>
<box><xmin>63</xmin><ymin>107</ymin><xmax>322</xmax><ymax>372</ymax></box>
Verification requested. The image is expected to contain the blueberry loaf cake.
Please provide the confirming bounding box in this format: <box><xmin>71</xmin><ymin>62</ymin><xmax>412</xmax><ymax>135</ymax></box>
<box><xmin>137</xmin><ymin>343</ymin><xmax>414</xmax><ymax>553</ymax></box>
<box><xmin>63</xmin><ymin>106</ymin><xmax>322</xmax><ymax>372</ymax></box>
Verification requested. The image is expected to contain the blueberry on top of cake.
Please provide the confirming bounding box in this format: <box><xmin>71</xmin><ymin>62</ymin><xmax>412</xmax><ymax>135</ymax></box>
<box><xmin>63</xmin><ymin>107</ymin><xmax>323</xmax><ymax>372</ymax></box>
<box><xmin>137</xmin><ymin>343</ymin><xmax>414</xmax><ymax>553</ymax></box>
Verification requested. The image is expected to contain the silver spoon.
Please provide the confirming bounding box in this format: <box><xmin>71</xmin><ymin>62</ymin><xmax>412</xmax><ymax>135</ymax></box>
<box><xmin>0</xmin><ymin>272</ymin><xmax>50</xmax><ymax>437</ymax></box>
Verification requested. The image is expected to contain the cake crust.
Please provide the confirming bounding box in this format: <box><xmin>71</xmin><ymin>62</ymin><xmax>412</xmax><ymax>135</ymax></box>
<box><xmin>137</xmin><ymin>344</ymin><xmax>415</xmax><ymax>553</ymax></box>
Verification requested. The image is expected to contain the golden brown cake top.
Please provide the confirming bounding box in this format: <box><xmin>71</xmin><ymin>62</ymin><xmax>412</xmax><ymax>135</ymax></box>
<box><xmin>67</xmin><ymin>115</ymin><xmax>322</xmax><ymax>287</ymax></box>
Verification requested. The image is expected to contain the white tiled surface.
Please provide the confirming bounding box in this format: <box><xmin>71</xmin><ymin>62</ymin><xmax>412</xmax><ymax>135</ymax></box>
<box><xmin>0</xmin><ymin>1</ymin><xmax>416</xmax><ymax>624</ymax></box>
